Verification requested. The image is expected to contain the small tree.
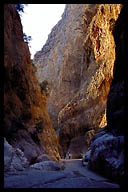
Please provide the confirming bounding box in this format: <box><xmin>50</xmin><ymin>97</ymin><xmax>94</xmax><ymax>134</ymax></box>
<box><xmin>40</xmin><ymin>80</ymin><xmax>50</xmax><ymax>96</ymax></box>
<box><xmin>16</xmin><ymin>4</ymin><xmax>24</xmax><ymax>13</ymax></box>
<box><xmin>23</xmin><ymin>33</ymin><xmax>32</xmax><ymax>45</ymax></box>
<box><xmin>16</xmin><ymin>4</ymin><xmax>28</xmax><ymax>17</ymax></box>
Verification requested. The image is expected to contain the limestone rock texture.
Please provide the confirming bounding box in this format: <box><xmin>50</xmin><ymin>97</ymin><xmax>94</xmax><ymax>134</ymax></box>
<box><xmin>30</xmin><ymin>160</ymin><xmax>65</xmax><ymax>171</ymax></box>
<box><xmin>83</xmin><ymin>129</ymin><xmax>124</xmax><ymax>186</ymax></box>
<box><xmin>82</xmin><ymin>4</ymin><xmax>126</xmax><ymax>187</ymax></box>
<box><xmin>4</xmin><ymin>138</ymin><xmax>29</xmax><ymax>172</ymax></box>
<box><xmin>4</xmin><ymin>4</ymin><xmax>60</xmax><ymax>163</ymax></box>
<box><xmin>33</xmin><ymin>4</ymin><xmax>122</xmax><ymax>157</ymax></box>
<box><xmin>33</xmin><ymin>4</ymin><xmax>88</xmax><ymax>130</ymax></box>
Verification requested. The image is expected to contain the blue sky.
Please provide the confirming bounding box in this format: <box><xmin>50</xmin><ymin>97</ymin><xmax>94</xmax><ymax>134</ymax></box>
<box><xmin>21</xmin><ymin>4</ymin><xmax>65</xmax><ymax>59</ymax></box>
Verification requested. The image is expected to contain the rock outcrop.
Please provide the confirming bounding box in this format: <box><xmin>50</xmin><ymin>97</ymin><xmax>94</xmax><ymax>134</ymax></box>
<box><xmin>4</xmin><ymin>138</ymin><xmax>29</xmax><ymax>172</ymax></box>
<box><xmin>4</xmin><ymin>4</ymin><xmax>60</xmax><ymax>164</ymax></box>
<box><xmin>33</xmin><ymin>4</ymin><xmax>122</xmax><ymax>157</ymax></box>
<box><xmin>82</xmin><ymin>4</ymin><xmax>126</xmax><ymax>187</ymax></box>
<box><xmin>83</xmin><ymin>129</ymin><xmax>124</xmax><ymax>186</ymax></box>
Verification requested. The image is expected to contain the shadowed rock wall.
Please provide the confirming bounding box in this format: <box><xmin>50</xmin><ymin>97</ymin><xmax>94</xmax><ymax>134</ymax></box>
<box><xmin>4</xmin><ymin>4</ymin><xmax>60</xmax><ymax>163</ymax></box>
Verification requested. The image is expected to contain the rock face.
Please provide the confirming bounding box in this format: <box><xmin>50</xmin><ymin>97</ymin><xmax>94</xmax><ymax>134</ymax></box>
<box><xmin>33</xmin><ymin>4</ymin><xmax>88</xmax><ymax>130</ymax></box>
<box><xmin>82</xmin><ymin>4</ymin><xmax>126</xmax><ymax>187</ymax></box>
<box><xmin>34</xmin><ymin>4</ymin><xmax>122</xmax><ymax>157</ymax></box>
<box><xmin>106</xmin><ymin>5</ymin><xmax>125</xmax><ymax>137</ymax></box>
<box><xmin>4</xmin><ymin>138</ymin><xmax>29</xmax><ymax>172</ymax></box>
<box><xmin>4</xmin><ymin>4</ymin><xmax>60</xmax><ymax>163</ymax></box>
<box><xmin>65</xmin><ymin>136</ymin><xmax>87</xmax><ymax>159</ymax></box>
<box><xmin>83</xmin><ymin>129</ymin><xmax>124</xmax><ymax>186</ymax></box>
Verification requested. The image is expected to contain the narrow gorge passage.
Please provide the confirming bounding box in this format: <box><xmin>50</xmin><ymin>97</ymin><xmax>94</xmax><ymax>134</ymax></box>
<box><xmin>4</xmin><ymin>4</ymin><xmax>125</xmax><ymax>189</ymax></box>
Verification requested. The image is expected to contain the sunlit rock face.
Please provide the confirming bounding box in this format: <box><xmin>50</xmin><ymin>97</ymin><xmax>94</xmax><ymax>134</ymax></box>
<box><xmin>33</xmin><ymin>4</ymin><xmax>88</xmax><ymax>130</ymax></box>
<box><xmin>82</xmin><ymin>4</ymin><xmax>126</xmax><ymax>186</ymax></box>
<box><xmin>4</xmin><ymin>4</ymin><xmax>60</xmax><ymax>163</ymax></box>
<box><xmin>34</xmin><ymin>4</ymin><xmax>122</xmax><ymax>156</ymax></box>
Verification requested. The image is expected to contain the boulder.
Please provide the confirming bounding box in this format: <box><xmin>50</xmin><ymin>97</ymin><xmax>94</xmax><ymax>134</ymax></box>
<box><xmin>30</xmin><ymin>161</ymin><xmax>65</xmax><ymax>171</ymax></box>
<box><xmin>10</xmin><ymin>129</ymin><xmax>43</xmax><ymax>164</ymax></box>
<box><xmin>36</xmin><ymin>154</ymin><xmax>52</xmax><ymax>163</ymax></box>
<box><xmin>82</xmin><ymin>131</ymin><xmax>124</xmax><ymax>185</ymax></box>
<box><xmin>4</xmin><ymin>138</ymin><xmax>29</xmax><ymax>172</ymax></box>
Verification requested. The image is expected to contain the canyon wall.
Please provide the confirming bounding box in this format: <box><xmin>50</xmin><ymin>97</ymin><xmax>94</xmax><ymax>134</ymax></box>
<box><xmin>83</xmin><ymin>4</ymin><xmax>126</xmax><ymax>187</ymax></box>
<box><xmin>4</xmin><ymin>4</ymin><xmax>60</xmax><ymax>164</ymax></box>
<box><xmin>4</xmin><ymin>4</ymin><xmax>125</xmax><ymax>186</ymax></box>
<box><xmin>33</xmin><ymin>4</ymin><xmax>88</xmax><ymax>130</ymax></box>
<box><xmin>33</xmin><ymin>4</ymin><xmax>122</xmax><ymax>157</ymax></box>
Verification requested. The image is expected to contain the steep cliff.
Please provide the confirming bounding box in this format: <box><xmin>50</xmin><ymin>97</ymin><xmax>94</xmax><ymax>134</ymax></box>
<box><xmin>4</xmin><ymin>4</ymin><xmax>125</xmax><ymax>187</ymax></box>
<box><xmin>33</xmin><ymin>4</ymin><xmax>88</xmax><ymax>130</ymax></box>
<box><xmin>4</xmin><ymin>4</ymin><xmax>60</xmax><ymax>163</ymax></box>
<box><xmin>82</xmin><ymin>4</ymin><xmax>126</xmax><ymax>187</ymax></box>
<box><xmin>33</xmin><ymin>4</ymin><xmax>122</xmax><ymax>157</ymax></box>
